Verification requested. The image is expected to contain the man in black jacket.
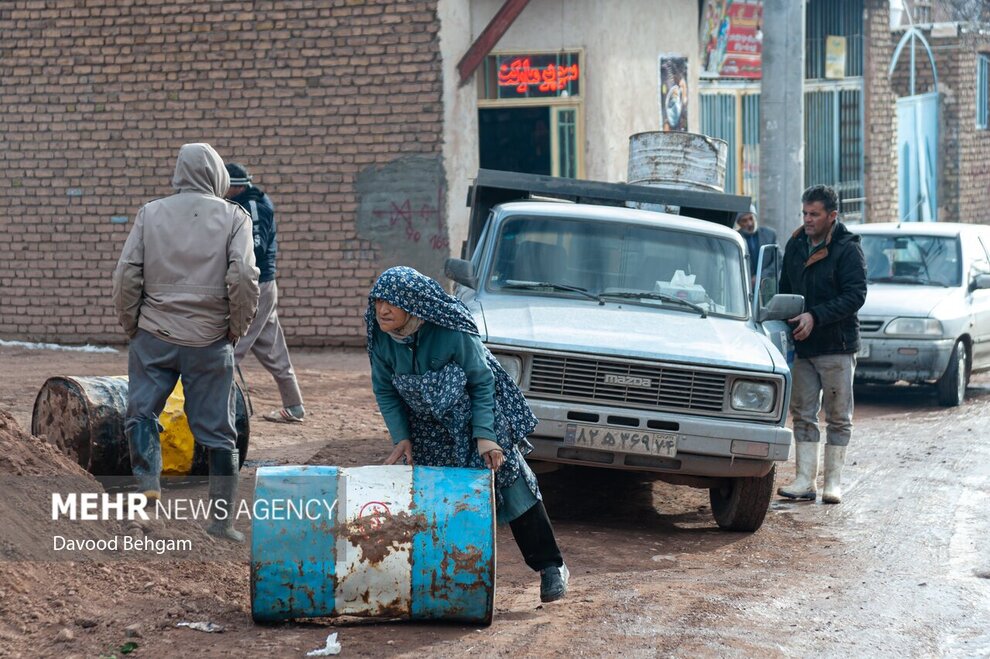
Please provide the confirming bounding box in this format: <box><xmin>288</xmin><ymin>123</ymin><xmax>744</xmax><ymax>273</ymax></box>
<box><xmin>225</xmin><ymin>162</ymin><xmax>306</xmax><ymax>423</ymax></box>
<box><xmin>777</xmin><ymin>185</ymin><xmax>867</xmax><ymax>504</ymax></box>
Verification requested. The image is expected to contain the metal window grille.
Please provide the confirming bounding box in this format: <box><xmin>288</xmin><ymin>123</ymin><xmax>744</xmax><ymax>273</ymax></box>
<box><xmin>805</xmin><ymin>82</ymin><xmax>865</xmax><ymax>222</ymax></box>
<box><xmin>700</xmin><ymin>93</ymin><xmax>738</xmax><ymax>193</ymax></box>
<box><xmin>806</xmin><ymin>0</ymin><xmax>864</xmax><ymax>79</ymax></box>
<box><xmin>700</xmin><ymin>80</ymin><xmax>864</xmax><ymax>221</ymax></box>
<box><xmin>978</xmin><ymin>54</ymin><xmax>990</xmax><ymax>129</ymax></box>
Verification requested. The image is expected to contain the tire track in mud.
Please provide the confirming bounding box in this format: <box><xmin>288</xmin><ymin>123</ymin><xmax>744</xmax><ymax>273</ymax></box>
<box><xmin>730</xmin><ymin>395</ymin><xmax>990</xmax><ymax>657</ymax></box>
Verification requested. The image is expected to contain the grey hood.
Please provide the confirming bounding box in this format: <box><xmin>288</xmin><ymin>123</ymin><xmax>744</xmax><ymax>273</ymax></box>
<box><xmin>171</xmin><ymin>143</ymin><xmax>230</xmax><ymax>198</ymax></box>
<box><xmin>112</xmin><ymin>143</ymin><xmax>259</xmax><ymax>347</ymax></box>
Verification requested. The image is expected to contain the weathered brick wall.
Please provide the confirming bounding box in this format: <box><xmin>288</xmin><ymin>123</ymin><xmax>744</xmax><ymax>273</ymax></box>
<box><xmin>951</xmin><ymin>31</ymin><xmax>990</xmax><ymax>222</ymax></box>
<box><xmin>0</xmin><ymin>0</ymin><xmax>443</xmax><ymax>346</ymax></box>
<box><xmin>881</xmin><ymin>24</ymin><xmax>990</xmax><ymax>223</ymax></box>
<box><xmin>864</xmin><ymin>0</ymin><xmax>899</xmax><ymax>223</ymax></box>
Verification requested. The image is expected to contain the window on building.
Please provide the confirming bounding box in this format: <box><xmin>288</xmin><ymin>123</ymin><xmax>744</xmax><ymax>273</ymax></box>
<box><xmin>477</xmin><ymin>52</ymin><xmax>583</xmax><ymax>178</ymax></box>
<box><xmin>977</xmin><ymin>54</ymin><xmax>990</xmax><ymax>129</ymax></box>
<box><xmin>805</xmin><ymin>0</ymin><xmax>864</xmax><ymax>79</ymax></box>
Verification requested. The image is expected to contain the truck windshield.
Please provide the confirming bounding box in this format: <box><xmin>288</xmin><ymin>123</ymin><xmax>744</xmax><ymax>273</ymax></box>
<box><xmin>861</xmin><ymin>234</ymin><xmax>961</xmax><ymax>287</ymax></box>
<box><xmin>486</xmin><ymin>215</ymin><xmax>747</xmax><ymax>317</ymax></box>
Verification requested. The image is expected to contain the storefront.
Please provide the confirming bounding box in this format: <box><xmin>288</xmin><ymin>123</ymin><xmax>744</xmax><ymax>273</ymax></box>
<box><xmin>477</xmin><ymin>51</ymin><xmax>583</xmax><ymax>178</ymax></box>
<box><xmin>440</xmin><ymin>0</ymin><xmax>702</xmax><ymax>253</ymax></box>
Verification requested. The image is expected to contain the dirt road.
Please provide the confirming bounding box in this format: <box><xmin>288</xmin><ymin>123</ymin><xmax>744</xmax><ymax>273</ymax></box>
<box><xmin>0</xmin><ymin>343</ymin><xmax>988</xmax><ymax>657</ymax></box>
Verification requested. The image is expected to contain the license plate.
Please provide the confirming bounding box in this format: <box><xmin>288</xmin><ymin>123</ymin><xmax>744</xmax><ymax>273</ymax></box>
<box><xmin>564</xmin><ymin>423</ymin><xmax>677</xmax><ymax>458</ymax></box>
<box><xmin>856</xmin><ymin>343</ymin><xmax>870</xmax><ymax>359</ymax></box>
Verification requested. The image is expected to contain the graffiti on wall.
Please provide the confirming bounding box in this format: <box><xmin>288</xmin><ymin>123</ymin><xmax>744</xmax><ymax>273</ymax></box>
<box><xmin>356</xmin><ymin>156</ymin><xmax>449</xmax><ymax>281</ymax></box>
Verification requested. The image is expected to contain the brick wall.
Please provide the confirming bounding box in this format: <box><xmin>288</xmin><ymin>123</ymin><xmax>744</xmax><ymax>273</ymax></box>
<box><xmin>949</xmin><ymin>31</ymin><xmax>990</xmax><ymax>222</ymax></box>
<box><xmin>863</xmin><ymin>0</ymin><xmax>899</xmax><ymax>223</ymax></box>
<box><xmin>873</xmin><ymin>17</ymin><xmax>990</xmax><ymax>223</ymax></box>
<box><xmin>0</xmin><ymin>0</ymin><xmax>443</xmax><ymax>346</ymax></box>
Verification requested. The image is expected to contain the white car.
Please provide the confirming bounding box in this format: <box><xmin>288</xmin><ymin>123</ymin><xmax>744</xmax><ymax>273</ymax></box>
<box><xmin>850</xmin><ymin>222</ymin><xmax>990</xmax><ymax>406</ymax></box>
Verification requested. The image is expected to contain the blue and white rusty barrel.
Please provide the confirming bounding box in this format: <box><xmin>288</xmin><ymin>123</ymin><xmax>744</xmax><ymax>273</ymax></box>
<box><xmin>251</xmin><ymin>465</ymin><xmax>496</xmax><ymax>625</ymax></box>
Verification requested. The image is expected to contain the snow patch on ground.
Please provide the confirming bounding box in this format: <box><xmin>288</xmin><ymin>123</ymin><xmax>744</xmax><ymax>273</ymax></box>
<box><xmin>0</xmin><ymin>339</ymin><xmax>118</xmax><ymax>354</ymax></box>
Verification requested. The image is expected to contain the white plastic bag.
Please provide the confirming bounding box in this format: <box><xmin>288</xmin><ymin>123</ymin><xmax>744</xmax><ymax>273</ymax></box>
<box><xmin>306</xmin><ymin>632</ymin><xmax>342</xmax><ymax>656</ymax></box>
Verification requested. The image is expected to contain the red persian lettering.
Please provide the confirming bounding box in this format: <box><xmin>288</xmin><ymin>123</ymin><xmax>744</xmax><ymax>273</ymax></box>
<box><xmin>498</xmin><ymin>58</ymin><xmax>579</xmax><ymax>93</ymax></box>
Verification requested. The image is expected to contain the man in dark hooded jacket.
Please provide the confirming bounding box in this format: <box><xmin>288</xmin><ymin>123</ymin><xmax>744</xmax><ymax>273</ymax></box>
<box><xmin>776</xmin><ymin>185</ymin><xmax>867</xmax><ymax>505</ymax></box>
<box><xmin>225</xmin><ymin>162</ymin><xmax>305</xmax><ymax>424</ymax></box>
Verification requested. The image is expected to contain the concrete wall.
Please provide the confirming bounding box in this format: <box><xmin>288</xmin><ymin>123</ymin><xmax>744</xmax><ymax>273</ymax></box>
<box><xmin>0</xmin><ymin>0</ymin><xmax>444</xmax><ymax>346</ymax></box>
<box><xmin>441</xmin><ymin>0</ymin><xmax>700</xmax><ymax>250</ymax></box>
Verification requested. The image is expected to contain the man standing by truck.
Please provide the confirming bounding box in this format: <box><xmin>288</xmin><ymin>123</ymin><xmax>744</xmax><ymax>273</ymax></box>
<box><xmin>777</xmin><ymin>185</ymin><xmax>867</xmax><ymax>504</ymax></box>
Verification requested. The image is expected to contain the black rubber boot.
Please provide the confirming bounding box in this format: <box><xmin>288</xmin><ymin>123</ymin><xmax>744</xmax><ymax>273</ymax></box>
<box><xmin>206</xmin><ymin>449</ymin><xmax>244</xmax><ymax>543</ymax></box>
<box><xmin>126</xmin><ymin>419</ymin><xmax>163</xmax><ymax>500</ymax></box>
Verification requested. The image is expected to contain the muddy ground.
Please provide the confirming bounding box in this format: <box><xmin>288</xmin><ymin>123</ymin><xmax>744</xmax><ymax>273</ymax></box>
<box><xmin>0</xmin><ymin>343</ymin><xmax>988</xmax><ymax>658</ymax></box>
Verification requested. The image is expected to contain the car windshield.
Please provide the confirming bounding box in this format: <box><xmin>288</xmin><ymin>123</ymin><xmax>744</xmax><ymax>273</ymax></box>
<box><xmin>861</xmin><ymin>234</ymin><xmax>961</xmax><ymax>287</ymax></box>
<box><xmin>486</xmin><ymin>215</ymin><xmax>747</xmax><ymax>317</ymax></box>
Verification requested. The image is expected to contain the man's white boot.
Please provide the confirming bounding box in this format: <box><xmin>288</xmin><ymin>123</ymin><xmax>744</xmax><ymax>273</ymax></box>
<box><xmin>777</xmin><ymin>441</ymin><xmax>819</xmax><ymax>500</ymax></box>
<box><xmin>822</xmin><ymin>444</ymin><xmax>846</xmax><ymax>504</ymax></box>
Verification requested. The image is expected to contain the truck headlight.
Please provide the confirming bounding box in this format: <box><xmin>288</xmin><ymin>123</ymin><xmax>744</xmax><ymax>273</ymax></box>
<box><xmin>493</xmin><ymin>354</ymin><xmax>523</xmax><ymax>385</ymax></box>
<box><xmin>730</xmin><ymin>380</ymin><xmax>776</xmax><ymax>413</ymax></box>
<box><xmin>884</xmin><ymin>318</ymin><xmax>943</xmax><ymax>337</ymax></box>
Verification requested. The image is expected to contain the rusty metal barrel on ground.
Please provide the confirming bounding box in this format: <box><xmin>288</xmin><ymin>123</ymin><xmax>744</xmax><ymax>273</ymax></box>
<box><xmin>251</xmin><ymin>465</ymin><xmax>495</xmax><ymax>625</ymax></box>
<box><xmin>30</xmin><ymin>376</ymin><xmax>249</xmax><ymax>476</ymax></box>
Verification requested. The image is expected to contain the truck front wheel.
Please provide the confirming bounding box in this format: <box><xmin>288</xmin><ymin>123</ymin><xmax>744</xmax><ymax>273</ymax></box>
<box><xmin>709</xmin><ymin>464</ymin><xmax>775</xmax><ymax>532</ymax></box>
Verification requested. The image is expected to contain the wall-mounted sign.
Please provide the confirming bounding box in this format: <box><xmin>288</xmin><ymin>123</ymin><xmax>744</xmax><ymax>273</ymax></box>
<box><xmin>825</xmin><ymin>35</ymin><xmax>847</xmax><ymax>79</ymax></box>
<box><xmin>700</xmin><ymin>0</ymin><xmax>763</xmax><ymax>79</ymax></box>
<box><xmin>659</xmin><ymin>55</ymin><xmax>689</xmax><ymax>131</ymax></box>
<box><xmin>484</xmin><ymin>53</ymin><xmax>581</xmax><ymax>100</ymax></box>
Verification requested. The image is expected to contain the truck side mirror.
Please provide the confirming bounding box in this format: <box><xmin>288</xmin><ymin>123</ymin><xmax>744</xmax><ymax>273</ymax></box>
<box><xmin>758</xmin><ymin>294</ymin><xmax>804</xmax><ymax>322</ymax></box>
<box><xmin>972</xmin><ymin>274</ymin><xmax>990</xmax><ymax>291</ymax></box>
<box><xmin>445</xmin><ymin>258</ymin><xmax>477</xmax><ymax>289</ymax></box>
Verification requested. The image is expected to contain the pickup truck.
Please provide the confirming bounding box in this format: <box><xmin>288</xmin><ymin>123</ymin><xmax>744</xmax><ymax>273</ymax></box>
<box><xmin>445</xmin><ymin>170</ymin><xmax>801</xmax><ymax>531</ymax></box>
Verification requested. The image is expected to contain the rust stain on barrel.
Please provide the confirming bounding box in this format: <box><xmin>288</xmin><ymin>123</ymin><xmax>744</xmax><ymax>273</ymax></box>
<box><xmin>345</xmin><ymin>510</ymin><xmax>427</xmax><ymax>565</ymax></box>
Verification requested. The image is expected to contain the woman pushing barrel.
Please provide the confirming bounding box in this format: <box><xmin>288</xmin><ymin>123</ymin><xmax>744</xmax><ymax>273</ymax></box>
<box><xmin>366</xmin><ymin>266</ymin><xmax>569</xmax><ymax>603</ymax></box>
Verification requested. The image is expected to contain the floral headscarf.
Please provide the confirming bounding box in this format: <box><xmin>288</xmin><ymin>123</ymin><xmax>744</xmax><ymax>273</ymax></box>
<box><xmin>365</xmin><ymin>266</ymin><xmax>480</xmax><ymax>353</ymax></box>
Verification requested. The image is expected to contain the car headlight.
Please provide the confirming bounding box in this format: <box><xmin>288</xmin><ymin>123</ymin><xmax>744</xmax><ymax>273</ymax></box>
<box><xmin>493</xmin><ymin>354</ymin><xmax>523</xmax><ymax>385</ymax></box>
<box><xmin>730</xmin><ymin>380</ymin><xmax>776</xmax><ymax>413</ymax></box>
<box><xmin>884</xmin><ymin>317</ymin><xmax>943</xmax><ymax>337</ymax></box>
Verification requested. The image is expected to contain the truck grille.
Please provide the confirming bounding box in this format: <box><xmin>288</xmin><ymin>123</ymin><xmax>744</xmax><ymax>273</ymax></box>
<box><xmin>529</xmin><ymin>354</ymin><xmax>727</xmax><ymax>412</ymax></box>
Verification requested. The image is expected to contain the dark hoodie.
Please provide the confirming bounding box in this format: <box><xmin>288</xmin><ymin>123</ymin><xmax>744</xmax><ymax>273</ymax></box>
<box><xmin>780</xmin><ymin>221</ymin><xmax>867</xmax><ymax>358</ymax></box>
<box><xmin>229</xmin><ymin>186</ymin><xmax>277</xmax><ymax>283</ymax></box>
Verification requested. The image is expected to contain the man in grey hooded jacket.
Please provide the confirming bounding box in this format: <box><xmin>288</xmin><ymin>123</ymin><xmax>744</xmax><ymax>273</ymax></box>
<box><xmin>112</xmin><ymin>142</ymin><xmax>260</xmax><ymax>542</ymax></box>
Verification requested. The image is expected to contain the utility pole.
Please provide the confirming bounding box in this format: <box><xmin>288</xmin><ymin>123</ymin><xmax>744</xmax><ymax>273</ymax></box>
<box><xmin>759</xmin><ymin>0</ymin><xmax>806</xmax><ymax>237</ymax></box>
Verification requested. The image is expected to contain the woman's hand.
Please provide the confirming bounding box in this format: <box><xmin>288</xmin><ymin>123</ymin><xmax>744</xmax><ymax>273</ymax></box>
<box><xmin>482</xmin><ymin>448</ymin><xmax>505</xmax><ymax>471</ymax></box>
<box><xmin>385</xmin><ymin>439</ymin><xmax>413</xmax><ymax>465</ymax></box>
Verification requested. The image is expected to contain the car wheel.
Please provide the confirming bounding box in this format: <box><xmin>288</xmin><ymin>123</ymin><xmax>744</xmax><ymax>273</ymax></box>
<box><xmin>936</xmin><ymin>340</ymin><xmax>968</xmax><ymax>407</ymax></box>
<box><xmin>709</xmin><ymin>464</ymin><xmax>775</xmax><ymax>532</ymax></box>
